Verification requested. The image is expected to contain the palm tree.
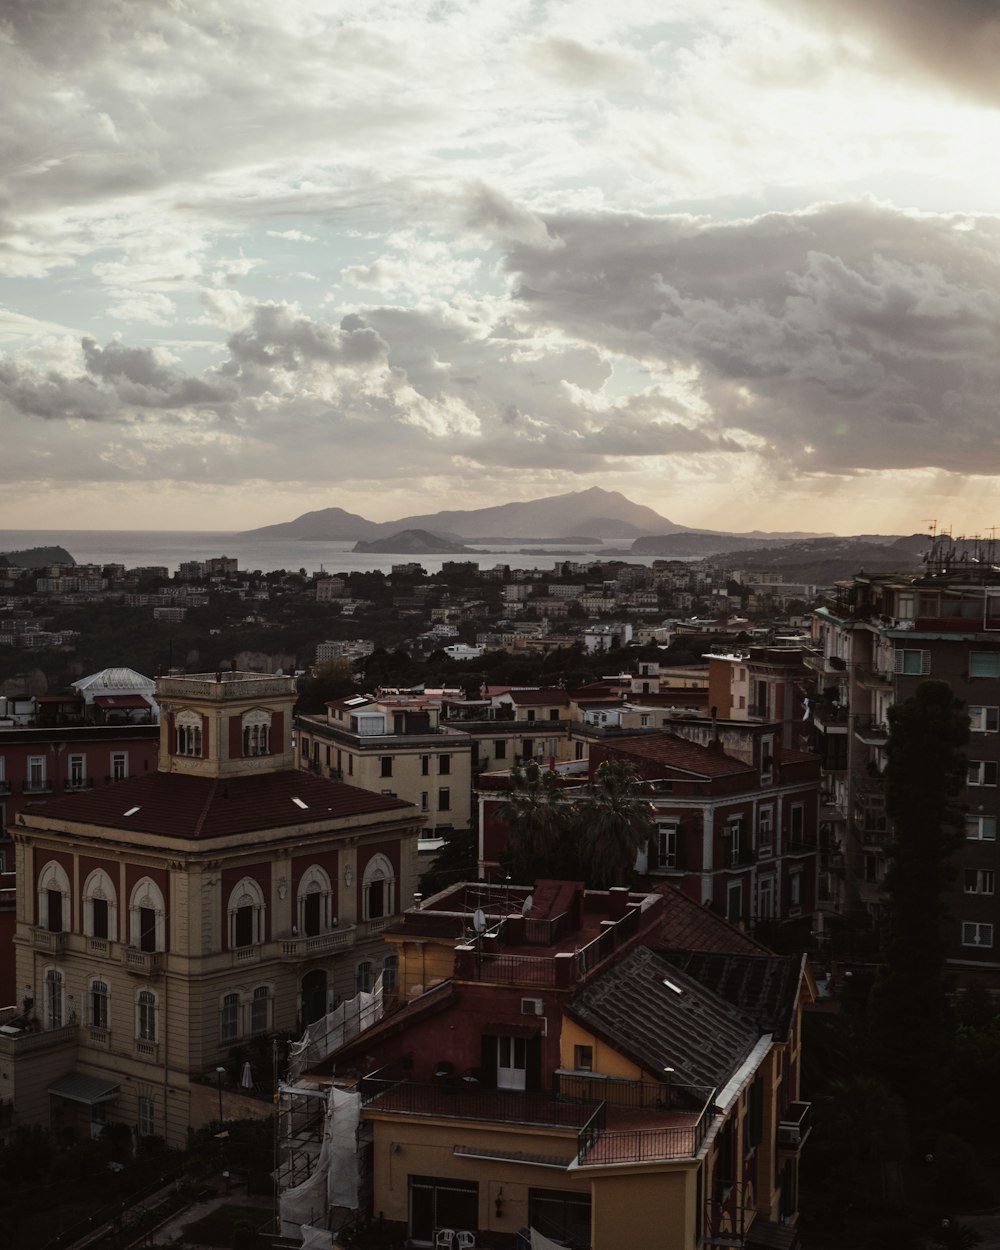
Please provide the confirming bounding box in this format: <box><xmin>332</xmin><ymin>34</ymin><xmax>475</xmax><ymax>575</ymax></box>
<box><xmin>579</xmin><ymin>760</ymin><xmax>655</xmax><ymax>889</ymax></box>
<box><xmin>495</xmin><ymin>760</ymin><xmax>571</xmax><ymax>882</ymax></box>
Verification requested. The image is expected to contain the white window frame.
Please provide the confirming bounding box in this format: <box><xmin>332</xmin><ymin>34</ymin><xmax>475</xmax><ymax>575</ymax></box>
<box><xmin>228</xmin><ymin>877</ymin><xmax>266</xmax><ymax>949</ymax></box>
<box><xmin>726</xmin><ymin>817</ymin><xmax>744</xmax><ymax>867</ymax></box>
<box><xmin>129</xmin><ymin>878</ymin><xmax>166</xmax><ymax>951</ymax></box>
<box><xmin>362</xmin><ymin>853</ymin><xmax>395</xmax><ymax>921</ymax></box>
<box><xmin>242</xmin><ymin>708</ymin><xmax>272</xmax><ymax>757</ymax></box>
<box><xmin>964</xmin><ymin>869</ymin><xmax>995</xmax><ymax>896</ymax></box>
<box><xmin>45</xmin><ymin>967</ymin><xmax>63</xmax><ymax>1030</ymax></box>
<box><xmin>38</xmin><ymin>860</ymin><xmax>71</xmax><ymax>933</ymax></box>
<box><xmin>969</xmin><ymin>705</ymin><xmax>1000</xmax><ymax>733</ymax></box>
<box><xmin>967</xmin><ymin>815</ymin><xmax>998</xmax><ymax>841</ymax></box>
<box><xmin>970</xmin><ymin>651</ymin><xmax>1000</xmax><ymax>678</ymax></box>
<box><xmin>726</xmin><ymin>881</ymin><xmax>742</xmax><ymax>923</ymax></box>
<box><xmin>137</xmin><ymin>1096</ymin><xmax>155</xmax><ymax>1137</ymax></box>
<box><xmin>758</xmin><ymin>805</ymin><xmax>774</xmax><ymax>857</ymax></box>
<box><xmin>789</xmin><ymin>872</ymin><xmax>802</xmax><ymax>909</ymax></box>
<box><xmin>175</xmin><ymin>709</ymin><xmax>203</xmax><ymax>757</ymax></box>
<box><xmin>111</xmin><ymin>751</ymin><xmax>128</xmax><ymax>781</ymax></box>
<box><xmin>68</xmin><ymin>754</ymin><xmax>87</xmax><ymax>787</ymax></box>
<box><xmin>497</xmin><ymin>1035</ymin><xmax>528</xmax><ymax>1090</ymax></box>
<box><xmin>83</xmin><ymin>867</ymin><xmax>118</xmax><ymax>941</ymax></box>
<box><xmin>250</xmin><ymin>985</ymin><xmax>272</xmax><ymax>1035</ymax></box>
<box><xmin>968</xmin><ymin>760</ymin><xmax>999</xmax><ymax>787</ymax></box>
<box><xmin>760</xmin><ymin>734</ymin><xmax>775</xmax><ymax>785</ymax></box>
<box><xmin>297</xmin><ymin>865</ymin><xmax>334</xmax><ymax>936</ymax></box>
<box><xmin>136</xmin><ymin>989</ymin><xmax>158</xmax><ymax>1042</ymax></box>
<box><xmin>894</xmin><ymin>648</ymin><xmax>930</xmax><ymax>676</ymax></box>
<box><xmin>90</xmin><ymin>978</ymin><xmax>110</xmax><ymax>1030</ymax></box>
<box><xmin>962</xmin><ymin>922</ymin><xmax>994</xmax><ymax>948</ymax></box>
<box><xmin>220</xmin><ymin>991</ymin><xmax>240</xmax><ymax>1043</ymax></box>
<box><xmin>655</xmin><ymin>822</ymin><xmax>678</xmax><ymax>870</ymax></box>
<box><xmin>356</xmin><ymin>960</ymin><xmax>374</xmax><ymax>994</ymax></box>
<box><xmin>27</xmin><ymin>755</ymin><xmax>47</xmax><ymax>792</ymax></box>
<box><xmin>382</xmin><ymin>954</ymin><xmax>398</xmax><ymax>996</ymax></box>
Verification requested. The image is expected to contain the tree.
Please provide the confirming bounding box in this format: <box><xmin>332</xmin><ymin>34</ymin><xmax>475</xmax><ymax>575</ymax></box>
<box><xmin>869</xmin><ymin>680</ymin><xmax>969</xmax><ymax>1092</ymax></box>
<box><xmin>578</xmin><ymin>760</ymin><xmax>655</xmax><ymax>889</ymax></box>
<box><xmin>496</xmin><ymin>761</ymin><xmax>574</xmax><ymax>882</ymax></box>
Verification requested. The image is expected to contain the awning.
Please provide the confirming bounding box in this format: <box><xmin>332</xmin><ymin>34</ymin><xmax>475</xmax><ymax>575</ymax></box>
<box><xmin>49</xmin><ymin>1073</ymin><xmax>121</xmax><ymax>1106</ymax></box>
<box><xmin>93</xmin><ymin>695</ymin><xmax>150</xmax><ymax>709</ymax></box>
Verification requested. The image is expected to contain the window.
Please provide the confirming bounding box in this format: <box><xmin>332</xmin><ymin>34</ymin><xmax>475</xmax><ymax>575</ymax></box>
<box><xmin>362</xmin><ymin>853</ymin><xmax>395</xmax><ymax>920</ymax></box>
<box><xmin>408</xmin><ymin>1176</ymin><xmax>478</xmax><ymax>1243</ymax></box>
<box><xmin>439</xmin><ymin>754</ymin><xmax>451</xmax><ymax>775</ymax></box>
<box><xmin>575</xmin><ymin>741</ymin><xmax>584</xmax><ymax>760</ymax></box>
<box><xmin>421</xmin><ymin>754</ymin><xmax>430</xmax><ymax>775</ymax></box>
<box><xmin>83</xmin><ymin>868</ymin><xmax>117</xmax><ymax>941</ymax></box>
<box><xmin>27</xmin><ymin>756</ymin><xmax>46</xmax><ymax>791</ymax></box>
<box><xmin>45</xmin><ymin>968</ymin><xmax>63</xmax><ymax>1030</ymax></box>
<box><xmin>421</xmin><ymin>791</ymin><xmax>428</xmax><ymax>811</ymax></box>
<box><xmin>137</xmin><ymin>1096</ymin><xmax>155</xmax><ymax>1138</ymax></box>
<box><xmin>970</xmin><ymin>706</ymin><xmax>1000</xmax><ymax>733</ymax></box>
<box><xmin>251</xmin><ymin>985</ymin><xmax>271</xmax><ymax>1034</ymax></box>
<box><xmin>347</xmin><ymin>754</ymin><xmax>353</xmax><ymax>776</ymax></box>
<box><xmin>90</xmin><ymin>979</ymin><xmax>109</xmax><ymax>1030</ymax></box>
<box><xmin>968</xmin><ymin>761</ymin><xmax>999</xmax><ymax>786</ymax></box>
<box><xmin>760</xmin><ymin>733</ymin><xmax>775</xmax><ymax>785</ymax></box>
<box><xmin>970</xmin><ymin>651</ymin><xmax>1000</xmax><ymax>678</ymax></box>
<box><xmin>228</xmin><ymin>877</ymin><xmax>265</xmax><ymax>949</ymax></box>
<box><xmin>68</xmin><ymin>754</ymin><xmax>86</xmax><ymax>787</ymax></box>
<box><xmin>497</xmin><ymin>1035</ymin><xmax>528</xmax><ymax>1089</ymax></box>
<box><xmin>221</xmin><ymin>992</ymin><xmax>240</xmax><ymax>1042</ymax></box>
<box><xmin>758</xmin><ymin>805</ymin><xmax>774</xmax><ymax>856</ymax></box>
<box><xmin>528</xmin><ymin>1189</ymin><xmax>592</xmax><ymax>1248</ymax></box>
<box><xmin>962</xmin><ymin>922</ymin><xmax>994</xmax><ymax>948</ymax></box>
<box><xmin>356</xmin><ymin>961</ymin><xmax>374</xmax><ymax>994</ymax></box>
<box><xmin>494</xmin><ymin>740</ymin><xmax>507</xmax><ymax>760</ymax></box>
<box><xmin>965</xmin><ymin>869</ymin><xmax>995</xmax><ymax>895</ymax></box>
<box><xmin>656</xmin><ymin>823</ymin><xmax>678</xmax><ymax>870</ymax></box>
<box><xmin>439</xmin><ymin>787</ymin><xmax>450</xmax><ymax>812</ymax></box>
<box><xmin>573</xmin><ymin>1045</ymin><xmax>593</xmax><ymax>1072</ymax></box>
<box><xmin>789</xmin><ymin>872</ymin><xmax>802</xmax><ymax>909</ymax></box>
<box><xmin>895</xmin><ymin>649</ymin><xmax>930</xmax><ymax>675</ymax></box>
<box><xmin>111</xmin><ymin>752</ymin><xmax>128</xmax><ymax>781</ymax></box>
<box><xmin>726</xmin><ymin>818</ymin><xmax>744</xmax><ymax>866</ymax></box>
<box><xmin>242</xmin><ymin>708</ymin><xmax>272</xmax><ymax>756</ymax></box>
<box><xmin>297</xmin><ymin>865</ymin><xmax>334</xmax><ymax>936</ymax></box>
<box><xmin>129</xmin><ymin>879</ymin><xmax>166</xmax><ymax>951</ymax></box>
<box><xmin>380</xmin><ymin>756</ymin><xmax>393</xmax><ymax>778</ymax></box>
<box><xmin>38</xmin><ymin>860</ymin><xmax>70</xmax><ymax>933</ymax></box>
<box><xmin>726</xmin><ymin>881</ymin><xmax>742</xmax><ymax>924</ymax></box>
<box><xmin>137</xmin><ymin>990</ymin><xmax>157</xmax><ymax>1042</ymax></box>
<box><xmin>967</xmin><ymin>815</ymin><xmax>997</xmax><ymax>841</ymax></box>
<box><xmin>526</xmin><ymin>709</ymin><xmax>536</xmax><ymax>722</ymax></box>
<box><xmin>175</xmin><ymin>709</ymin><xmax>203</xmax><ymax>757</ymax></box>
<box><xmin>382</xmin><ymin>953</ymin><xmax>398</xmax><ymax>995</ymax></box>
<box><xmin>640</xmin><ymin>714</ymin><xmax>651</xmax><ymax>727</ymax></box>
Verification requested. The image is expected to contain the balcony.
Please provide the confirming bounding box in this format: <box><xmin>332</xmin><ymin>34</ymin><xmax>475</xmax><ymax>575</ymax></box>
<box><xmin>855</xmin><ymin>666</ymin><xmax>893</xmax><ymax>692</ymax></box>
<box><xmin>63</xmin><ymin>777</ymin><xmax>95</xmax><ymax>791</ymax></box>
<box><xmin>278</xmin><ymin>926</ymin><xmax>358</xmax><ymax>961</ymax></box>
<box><xmin>854</xmin><ymin>716</ymin><xmax>890</xmax><ymax>746</ymax></box>
<box><xmin>121</xmin><ymin>946</ymin><xmax>163</xmax><ymax>976</ymax></box>
<box><xmin>361</xmin><ymin>1077</ymin><xmax>594</xmax><ymax>1131</ymax></box>
<box><xmin>22</xmin><ymin>779</ymin><xmax>53</xmax><ymax>795</ymax></box>
<box><xmin>31</xmin><ymin>927</ymin><xmax>68</xmax><ymax>953</ymax></box>
<box><xmin>812</xmin><ymin>703</ymin><xmax>849</xmax><ymax>733</ymax></box>
<box><xmin>0</xmin><ymin>779</ymin><xmax>10</xmax><ymax>796</ymax></box>
<box><xmin>778</xmin><ymin>1100</ymin><xmax>812</xmax><ymax>1150</ymax></box>
<box><xmin>87</xmin><ymin>936</ymin><xmax>113</xmax><ymax>958</ymax></box>
<box><xmin>803</xmin><ymin>652</ymin><xmax>848</xmax><ymax>676</ymax></box>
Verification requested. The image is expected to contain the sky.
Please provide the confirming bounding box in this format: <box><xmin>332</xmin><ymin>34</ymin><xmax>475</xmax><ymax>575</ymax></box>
<box><xmin>3</xmin><ymin>0</ymin><xmax>1000</xmax><ymax>536</ymax></box>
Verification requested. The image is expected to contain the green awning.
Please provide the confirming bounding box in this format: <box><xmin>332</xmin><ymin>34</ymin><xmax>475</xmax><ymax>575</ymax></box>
<box><xmin>49</xmin><ymin>1073</ymin><xmax>121</xmax><ymax>1106</ymax></box>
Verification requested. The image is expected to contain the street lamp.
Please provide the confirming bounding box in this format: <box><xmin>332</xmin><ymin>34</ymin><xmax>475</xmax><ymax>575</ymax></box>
<box><xmin>216</xmin><ymin>1065</ymin><xmax>226</xmax><ymax>1125</ymax></box>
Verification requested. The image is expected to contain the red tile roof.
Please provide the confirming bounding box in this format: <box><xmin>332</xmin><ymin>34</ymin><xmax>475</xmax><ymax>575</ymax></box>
<box><xmin>653</xmin><ymin>884</ymin><xmax>771</xmax><ymax>955</ymax></box>
<box><xmin>504</xmin><ymin>688</ymin><xmax>569</xmax><ymax>706</ymax></box>
<box><xmin>26</xmin><ymin>770</ymin><xmax>412</xmax><ymax>839</ymax></box>
<box><xmin>602</xmin><ymin>733</ymin><xmax>754</xmax><ymax>778</ymax></box>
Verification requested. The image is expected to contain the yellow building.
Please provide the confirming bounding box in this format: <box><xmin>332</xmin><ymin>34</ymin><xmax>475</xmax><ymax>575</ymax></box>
<box><xmin>5</xmin><ymin>671</ymin><xmax>422</xmax><ymax>1147</ymax></box>
<box><xmin>312</xmin><ymin>881</ymin><xmax>812</xmax><ymax>1249</ymax></box>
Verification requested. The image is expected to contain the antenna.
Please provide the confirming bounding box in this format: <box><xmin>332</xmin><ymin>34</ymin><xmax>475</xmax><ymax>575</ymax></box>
<box><xmin>473</xmin><ymin>908</ymin><xmax>486</xmax><ymax>934</ymax></box>
<box><xmin>521</xmin><ymin>894</ymin><xmax>534</xmax><ymax>918</ymax></box>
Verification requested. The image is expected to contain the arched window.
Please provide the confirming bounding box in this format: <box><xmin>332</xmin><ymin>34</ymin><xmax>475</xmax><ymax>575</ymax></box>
<box><xmin>227</xmin><ymin>877</ymin><xmax>265</xmax><ymax>949</ymax></box>
<box><xmin>38</xmin><ymin>861</ymin><xmax>70</xmax><ymax>933</ymax></box>
<box><xmin>361</xmin><ymin>853</ymin><xmax>395</xmax><ymax>921</ymax></box>
<box><xmin>242</xmin><ymin>709</ymin><xmax>272</xmax><ymax>757</ymax></box>
<box><xmin>90</xmin><ymin>978</ymin><xmax>109</xmax><ymax>1030</ymax></box>
<box><xmin>175</xmin><ymin>709</ymin><xmax>203</xmax><ymax>757</ymax></box>
<box><xmin>83</xmin><ymin>868</ymin><xmax>118</xmax><ymax>941</ymax></box>
<box><xmin>136</xmin><ymin>990</ymin><xmax>157</xmax><ymax>1042</ymax></box>
<box><xmin>297</xmin><ymin>866</ymin><xmax>334</xmax><ymax>937</ymax></box>
<box><xmin>251</xmin><ymin>985</ymin><xmax>272</xmax><ymax>1035</ymax></box>
<box><xmin>220</xmin><ymin>991</ymin><xmax>240</xmax><ymax>1042</ymax></box>
<box><xmin>129</xmin><ymin>878</ymin><xmax>166</xmax><ymax>952</ymax></box>
<box><xmin>45</xmin><ymin>967</ymin><xmax>63</xmax><ymax>1030</ymax></box>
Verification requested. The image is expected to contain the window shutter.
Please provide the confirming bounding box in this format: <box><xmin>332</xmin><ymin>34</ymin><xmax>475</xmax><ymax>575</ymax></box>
<box><xmin>480</xmin><ymin>1034</ymin><xmax>498</xmax><ymax>1090</ymax></box>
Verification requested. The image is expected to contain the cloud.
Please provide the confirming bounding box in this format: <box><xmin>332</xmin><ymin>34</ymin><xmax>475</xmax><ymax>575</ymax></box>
<box><xmin>504</xmin><ymin>201</ymin><xmax>1000</xmax><ymax>476</ymax></box>
<box><xmin>769</xmin><ymin>0</ymin><xmax>1000</xmax><ymax>105</ymax></box>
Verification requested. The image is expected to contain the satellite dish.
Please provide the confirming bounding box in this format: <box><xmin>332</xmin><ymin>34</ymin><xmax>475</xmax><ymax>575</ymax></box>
<box><xmin>521</xmin><ymin>895</ymin><xmax>534</xmax><ymax>917</ymax></box>
<box><xmin>473</xmin><ymin>908</ymin><xmax>486</xmax><ymax>934</ymax></box>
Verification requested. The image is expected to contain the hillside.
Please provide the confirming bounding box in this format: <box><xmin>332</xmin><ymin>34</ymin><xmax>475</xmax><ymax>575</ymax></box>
<box><xmin>0</xmin><ymin>545</ymin><xmax>76</xmax><ymax>567</ymax></box>
<box><xmin>715</xmin><ymin>534</ymin><xmax>929</xmax><ymax>583</ymax></box>
<box><xmin>352</xmin><ymin>529</ymin><xmax>477</xmax><ymax>555</ymax></box>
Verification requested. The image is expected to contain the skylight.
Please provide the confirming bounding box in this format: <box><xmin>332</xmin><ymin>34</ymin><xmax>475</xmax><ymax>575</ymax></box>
<box><xmin>123</xmin><ymin>806</ymin><xmax>140</xmax><ymax>817</ymax></box>
<box><xmin>662</xmin><ymin>978</ymin><xmax>684</xmax><ymax>995</ymax></box>
<box><xmin>291</xmin><ymin>797</ymin><xmax>308</xmax><ymax>809</ymax></box>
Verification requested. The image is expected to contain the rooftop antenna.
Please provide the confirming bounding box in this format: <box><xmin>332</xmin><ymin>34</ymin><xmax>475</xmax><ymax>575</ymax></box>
<box><xmin>521</xmin><ymin>893</ymin><xmax>534</xmax><ymax>917</ymax></box>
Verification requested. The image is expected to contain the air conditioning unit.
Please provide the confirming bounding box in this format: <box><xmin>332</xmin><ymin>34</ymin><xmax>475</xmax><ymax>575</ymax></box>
<box><xmin>521</xmin><ymin>997</ymin><xmax>543</xmax><ymax>1016</ymax></box>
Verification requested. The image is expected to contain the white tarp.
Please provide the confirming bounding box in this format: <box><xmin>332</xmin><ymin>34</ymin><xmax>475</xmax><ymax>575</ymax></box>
<box><xmin>287</xmin><ymin>976</ymin><xmax>384</xmax><ymax>1081</ymax></box>
<box><xmin>279</xmin><ymin>1086</ymin><xmax>361</xmax><ymax>1236</ymax></box>
<box><xmin>300</xmin><ymin>1226</ymin><xmax>333</xmax><ymax>1250</ymax></box>
<box><xmin>531</xmin><ymin>1229</ymin><xmax>568</xmax><ymax>1250</ymax></box>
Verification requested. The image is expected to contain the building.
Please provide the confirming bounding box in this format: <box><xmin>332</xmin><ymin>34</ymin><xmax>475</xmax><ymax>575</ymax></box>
<box><xmin>807</xmin><ymin>540</ymin><xmax>1000</xmax><ymax>973</ymax></box>
<box><xmin>479</xmin><ymin>722</ymin><xmax>822</xmax><ymax>933</ymax></box>
<box><xmin>297</xmin><ymin>879</ymin><xmax>812</xmax><ymax>1249</ymax></box>
<box><xmin>4</xmin><ymin>670</ymin><xmax>423</xmax><ymax>1146</ymax></box>
<box><xmin>296</xmin><ymin>693</ymin><xmax>474</xmax><ymax>841</ymax></box>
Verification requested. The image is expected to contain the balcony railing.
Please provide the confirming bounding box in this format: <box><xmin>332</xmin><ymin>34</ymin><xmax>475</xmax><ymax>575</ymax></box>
<box><xmin>87</xmin><ymin>936</ymin><xmax>112</xmax><ymax>958</ymax></box>
<box><xmin>854</xmin><ymin>715</ymin><xmax>890</xmax><ymax>745</ymax></box>
<box><xmin>122</xmin><ymin>946</ymin><xmax>163</xmax><ymax>976</ymax></box>
<box><xmin>23</xmin><ymin>780</ymin><xmax>53</xmax><ymax>794</ymax></box>
<box><xmin>803</xmin><ymin>652</ymin><xmax>848</xmax><ymax>676</ymax></box>
<box><xmin>31</xmin><ymin>927</ymin><xmax>68</xmax><ymax>953</ymax></box>
<box><xmin>778</xmin><ymin>1100</ymin><xmax>812</xmax><ymax>1149</ymax></box>
<box><xmin>0</xmin><ymin>779</ymin><xmax>11</xmax><ymax>796</ymax></box>
<box><xmin>63</xmin><ymin>777</ymin><xmax>95</xmax><ymax>791</ymax></box>
<box><xmin>361</xmin><ymin>1078</ymin><xmax>594</xmax><ymax>1130</ymax></box>
<box><xmin>278</xmin><ymin>927</ymin><xmax>358</xmax><ymax>960</ymax></box>
<box><xmin>855</xmin><ymin>666</ymin><xmax>893</xmax><ymax>691</ymax></box>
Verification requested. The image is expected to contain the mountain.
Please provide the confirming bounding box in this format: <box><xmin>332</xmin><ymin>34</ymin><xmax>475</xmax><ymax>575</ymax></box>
<box><xmin>352</xmin><ymin>530</ymin><xmax>476</xmax><ymax>555</ymax></box>
<box><xmin>243</xmin><ymin>506</ymin><xmax>381</xmax><ymax>540</ymax></box>
<box><xmin>0</xmin><ymin>545</ymin><xmax>76</xmax><ymax>567</ymax></box>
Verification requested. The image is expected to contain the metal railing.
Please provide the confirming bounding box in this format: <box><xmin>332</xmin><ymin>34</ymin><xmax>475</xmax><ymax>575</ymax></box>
<box><xmin>361</xmin><ymin>1079</ymin><xmax>593</xmax><ymax>1129</ymax></box>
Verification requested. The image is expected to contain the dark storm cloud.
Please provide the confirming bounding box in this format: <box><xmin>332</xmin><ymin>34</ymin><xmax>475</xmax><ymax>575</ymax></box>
<box><xmin>505</xmin><ymin>201</ymin><xmax>1000</xmax><ymax>475</ymax></box>
<box><xmin>771</xmin><ymin>0</ymin><xmax>1000</xmax><ymax>105</ymax></box>
<box><xmin>225</xmin><ymin>305</ymin><xmax>388</xmax><ymax>372</ymax></box>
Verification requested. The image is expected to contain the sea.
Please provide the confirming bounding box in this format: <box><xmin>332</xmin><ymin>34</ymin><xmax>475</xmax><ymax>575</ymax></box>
<box><xmin>0</xmin><ymin>530</ymin><xmax>680</xmax><ymax>577</ymax></box>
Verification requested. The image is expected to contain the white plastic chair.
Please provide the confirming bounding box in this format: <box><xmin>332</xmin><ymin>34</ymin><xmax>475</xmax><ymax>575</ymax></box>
<box><xmin>434</xmin><ymin>1230</ymin><xmax>456</xmax><ymax>1248</ymax></box>
<box><xmin>455</xmin><ymin>1232</ymin><xmax>476</xmax><ymax>1249</ymax></box>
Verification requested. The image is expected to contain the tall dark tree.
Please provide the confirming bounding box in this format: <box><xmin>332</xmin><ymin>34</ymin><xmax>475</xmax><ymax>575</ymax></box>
<box><xmin>496</xmin><ymin>761</ymin><xmax>574</xmax><ymax>882</ymax></box>
<box><xmin>579</xmin><ymin>760</ymin><xmax>656</xmax><ymax>889</ymax></box>
<box><xmin>869</xmin><ymin>680</ymin><xmax>968</xmax><ymax>1090</ymax></box>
